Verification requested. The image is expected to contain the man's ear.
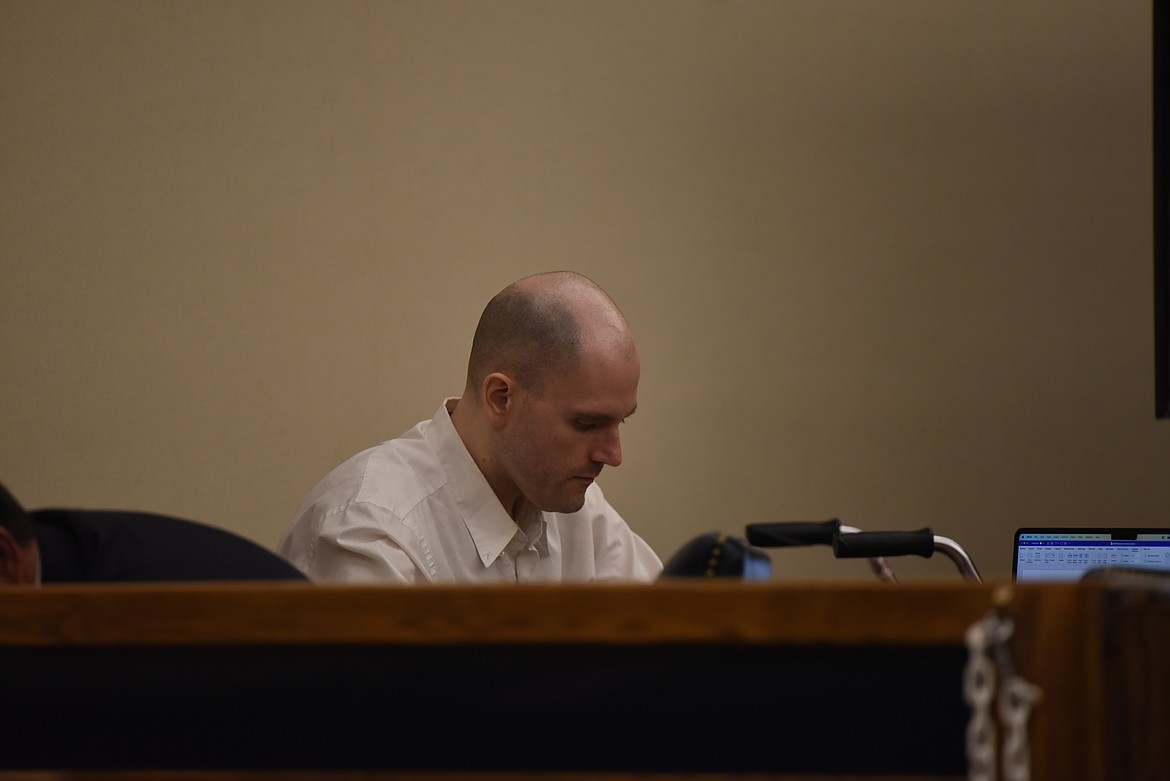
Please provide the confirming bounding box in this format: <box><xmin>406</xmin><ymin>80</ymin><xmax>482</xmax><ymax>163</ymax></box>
<box><xmin>0</xmin><ymin>527</ymin><xmax>33</xmax><ymax>585</ymax></box>
<box><xmin>482</xmin><ymin>372</ymin><xmax>515</xmax><ymax>427</ymax></box>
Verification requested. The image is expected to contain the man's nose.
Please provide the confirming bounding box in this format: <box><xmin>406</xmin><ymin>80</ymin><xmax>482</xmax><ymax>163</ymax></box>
<box><xmin>593</xmin><ymin>428</ymin><xmax>622</xmax><ymax>468</ymax></box>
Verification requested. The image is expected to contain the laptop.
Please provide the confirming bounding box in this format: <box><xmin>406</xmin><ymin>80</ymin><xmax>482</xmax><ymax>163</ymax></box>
<box><xmin>1013</xmin><ymin>528</ymin><xmax>1170</xmax><ymax>582</ymax></box>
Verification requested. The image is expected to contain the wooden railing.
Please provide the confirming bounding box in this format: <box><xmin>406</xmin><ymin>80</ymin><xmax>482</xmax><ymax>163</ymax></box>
<box><xmin>0</xmin><ymin>580</ymin><xmax>1165</xmax><ymax>781</ymax></box>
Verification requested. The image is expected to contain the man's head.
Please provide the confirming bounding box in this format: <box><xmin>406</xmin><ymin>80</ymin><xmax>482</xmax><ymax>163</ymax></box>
<box><xmin>0</xmin><ymin>483</ymin><xmax>39</xmax><ymax>584</ymax></box>
<box><xmin>454</xmin><ymin>271</ymin><xmax>640</xmax><ymax>518</ymax></box>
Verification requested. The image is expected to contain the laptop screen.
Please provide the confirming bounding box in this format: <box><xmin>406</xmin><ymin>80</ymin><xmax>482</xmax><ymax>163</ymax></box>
<box><xmin>1013</xmin><ymin>528</ymin><xmax>1170</xmax><ymax>582</ymax></box>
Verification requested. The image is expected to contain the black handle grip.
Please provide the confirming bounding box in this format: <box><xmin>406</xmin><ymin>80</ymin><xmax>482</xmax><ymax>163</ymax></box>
<box><xmin>832</xmin><ymin>528</ymin><xmax>936</xmax><ymax>559</ymax></box>
<box><xmin>745</xmin><ymin>519</ymin><xmax>841</xmax><ymax>548</ymax></box>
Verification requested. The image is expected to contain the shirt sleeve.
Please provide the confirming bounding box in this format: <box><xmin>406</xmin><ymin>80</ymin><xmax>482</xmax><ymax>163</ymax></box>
<box><xmin>586</xmin><ymin>486</ymin><xmax>663</xmax><ymax>582</ymax></box>
<box><xmin>280</xmin><ymin>500</ymin><xmax>426</xmax><ymax>584</ymax></box>
<box><xmin>597</xmin><ymin>525</ymin><xmax>663</xmax><ymax>581</ymax></box>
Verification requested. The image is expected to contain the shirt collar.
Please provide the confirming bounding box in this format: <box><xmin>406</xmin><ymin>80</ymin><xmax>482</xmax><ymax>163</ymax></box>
<box><xmin>424</xmin><ymin>398</ymin><xmax>546</xmax><ymax>568</ymax></box>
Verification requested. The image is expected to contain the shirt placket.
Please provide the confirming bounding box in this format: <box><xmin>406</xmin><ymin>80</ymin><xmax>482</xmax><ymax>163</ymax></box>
<box><xmin>514</xmin><ymin>541</ymin><xmax>540</xmax><ymax>581</ymax></box>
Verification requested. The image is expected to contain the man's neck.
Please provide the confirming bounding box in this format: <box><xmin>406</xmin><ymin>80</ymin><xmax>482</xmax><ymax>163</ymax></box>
<box><xmin>448</xmin><ymin>395</ymin><xmax>525</xmax><ymax>521</ymax></box>
<box><xmin>510</xmin><ymin>496</ymin><xmax>536</xmax><ymax>524</ymax></box>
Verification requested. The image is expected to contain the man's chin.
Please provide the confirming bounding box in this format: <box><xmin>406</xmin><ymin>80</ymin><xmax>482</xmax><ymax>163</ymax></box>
<box><xmin>543</xmin><ymin>493</ymin><xmax>588</xmax><ymax>515</ymax></box>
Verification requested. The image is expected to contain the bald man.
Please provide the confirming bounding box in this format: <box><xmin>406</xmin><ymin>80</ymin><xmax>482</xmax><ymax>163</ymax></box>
<box><xmin>278</xmin><ymin>272</ymin><xmax>662</xmax><ymax>583</ymax></box>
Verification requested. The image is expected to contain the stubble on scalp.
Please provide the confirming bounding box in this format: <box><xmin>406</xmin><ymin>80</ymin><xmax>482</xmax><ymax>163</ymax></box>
<box><xmin>465</xmin><ymin>271</ymin><xmax>627</xmax><ymax>397</ymax></box>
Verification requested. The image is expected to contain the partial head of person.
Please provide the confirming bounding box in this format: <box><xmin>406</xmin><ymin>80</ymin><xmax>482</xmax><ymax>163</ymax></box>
<box><xmin>451</xmin><ymin>271</ymin><xmax>640</xmax><ymax>520</ymax></box>
<box><xmin>0</xmin><ymin>482</ymin><xmax>39</xmax><ymax>584</ymax></box>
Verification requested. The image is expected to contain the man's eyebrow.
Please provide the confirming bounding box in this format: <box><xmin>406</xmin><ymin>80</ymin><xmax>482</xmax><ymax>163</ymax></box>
<box><xmin>574</xmin><ymin>405</ymin><xmax>637</xmax><ymax>423</ymax></box>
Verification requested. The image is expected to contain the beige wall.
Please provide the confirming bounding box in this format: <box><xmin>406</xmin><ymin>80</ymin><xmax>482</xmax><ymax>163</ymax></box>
<box><xmin>1</xmin><ymin>0</ymin><xmax>1165</xmax><ymax>581</ymax></box>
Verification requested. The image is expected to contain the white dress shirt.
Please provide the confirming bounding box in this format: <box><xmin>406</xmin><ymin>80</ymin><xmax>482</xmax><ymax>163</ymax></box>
<box><xmin>278</xmin><ymin>399</ymin><xmax>662</xmax><ymax>583</ymax></box>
